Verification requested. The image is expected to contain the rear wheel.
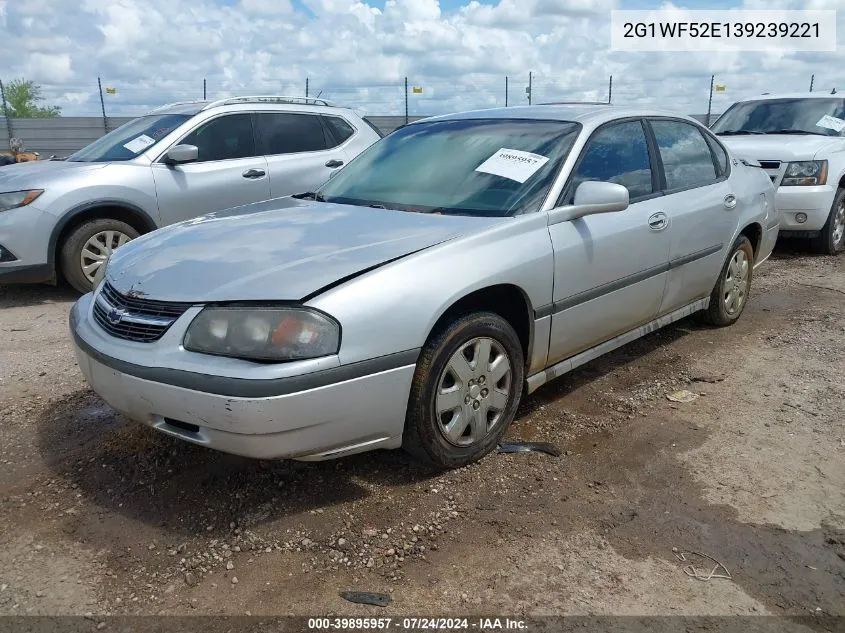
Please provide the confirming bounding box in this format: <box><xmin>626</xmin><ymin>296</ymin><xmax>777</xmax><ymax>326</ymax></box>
<box><xmin>403</xmin><ymin>312</ymin><xmax>524</xmax><ymax>470</ymax></box>
<box><xmin>811</xmin><ymin>187</ymin><xmax>845</xmax><ymax>255</ymax></box>
<box><xmin>703</xmin><ymin>235</ymin><xmax>753</xmax><ymax>327</ymax></box>
<box><xmin>60</xmin><ymin>218</ymin><xmax>139</xmax><ymax>293</ymax></box>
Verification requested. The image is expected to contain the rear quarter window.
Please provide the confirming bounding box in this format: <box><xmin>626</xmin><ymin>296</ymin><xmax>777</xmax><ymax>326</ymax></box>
<box><xmin>323</xmin><ymin>116</ymin><xmax>356</xmax><ymax>145</ymax></box>
<box><xmin>704</xmin><ymin>133</ymin><xmax>729</xmax><ymax>177</ymax></box>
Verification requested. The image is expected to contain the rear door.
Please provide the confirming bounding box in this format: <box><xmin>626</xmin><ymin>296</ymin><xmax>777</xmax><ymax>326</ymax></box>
<box><xmin>646</xmin><ymin>118</ymin><xmax>736</xmax><ymax>315</ymax></box>
<box><xmin>547</xmin><ymin>118</ymin><xmax>672</xmax><ymax>364</ymax></box>
<box><xmin>151</xmin><ymin>113</ymin><xmax>271</xmax><ymax>225</ymax></box>
<box><xmin>255</xmin><ymin>112</ymin><xmax>350</xmax><ymax>197</ymax></box>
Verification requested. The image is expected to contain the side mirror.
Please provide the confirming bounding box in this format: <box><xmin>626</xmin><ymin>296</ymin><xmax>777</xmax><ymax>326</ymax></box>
<box><xmin>164</xmin><ymin>144</ymin><xmax>199</xmax><ymax>165</ymax></box>
<box><xmin>548</xmin><ymin>181</ymin><xmax>629</xmax><ymax>225</ymax></box>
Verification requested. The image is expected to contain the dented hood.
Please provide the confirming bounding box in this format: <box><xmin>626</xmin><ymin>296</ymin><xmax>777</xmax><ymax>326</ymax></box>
<box><xmin>106</xmin><ymin>197</ymin><xmax>498</xmax><ymax>303</ymax></box>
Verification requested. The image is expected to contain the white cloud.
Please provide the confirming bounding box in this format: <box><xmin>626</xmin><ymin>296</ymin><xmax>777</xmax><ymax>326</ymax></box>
<box><xmin>25</xmin><ymin>52</ymin><xmax>74</xmax><ymax>83</ymax></box>
<box><xmin>240</xmin><ymin>0</ymin><xmax>294</xmax><ymax>14</ymax></box>
<box><xmin>0</xmin><ymin>0</ymin><xmax>842</xmax><ymax>118</ymax></box>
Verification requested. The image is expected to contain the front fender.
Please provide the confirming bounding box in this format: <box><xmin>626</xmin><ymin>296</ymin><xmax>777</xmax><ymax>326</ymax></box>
<box><xmin>308</xmin><ymin>212</ymin><xmax>555</xmax><ymax>367</ymax></box>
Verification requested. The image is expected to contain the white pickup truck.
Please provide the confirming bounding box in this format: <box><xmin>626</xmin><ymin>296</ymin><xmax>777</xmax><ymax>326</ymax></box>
<box><xmin>711</xmin><ymin>93</ymin><xmax>845</xmax><ymax>254</ymax></box>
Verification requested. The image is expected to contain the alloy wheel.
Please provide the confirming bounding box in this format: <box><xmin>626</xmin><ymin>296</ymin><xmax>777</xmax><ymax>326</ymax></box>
<box><xmin>832</xmin><ymin>199</ymin><xmax>845</xmax><ymax>249</ymax></box>
<box><xmin>80</xmin><ymin>230</ymin><xmax>132</xmax><ymax>284</ymax></box>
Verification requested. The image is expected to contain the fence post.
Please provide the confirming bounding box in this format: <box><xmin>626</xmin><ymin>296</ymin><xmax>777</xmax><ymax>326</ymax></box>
<box><xmin>97</xmin><ymin>76</ymin><xmax>108</xmax><ymax>133</ymax></box>
<box><xmin>404</xmin><ymin>77</ymin><xmax>409</xmax><ymax>124</ymax></box>
<box><xmin>608</xmin><ymin>75</ymin><xmax>613</xmax><ymax>104</ymax></box>
<box><xmin>809</xmin><ymin>74</ymin><xmax>814</xmax><ymax>92</ymax></box>
<box><xmin>0</xmin><ymin>80</ymin><xmax>13</xmax><ymax>144</ymax></box>
<box><xmin>706</xmin><ymin>74</ymin><xmax>715</xmax><ymax>127</ymax></box>
<box><xmin>203</xmin><ymin>78</ymin><xmax>207</xmax><ymax>100</ymax></box>
<box><xmin>306</xmin><ymin>77</ymin><xmax>309</xmax><ymax>99</ymax></box>
<box><xmin>527</xmin><ymin>71</ymin><xmax>533</xmax><ymax>105</ymax></box>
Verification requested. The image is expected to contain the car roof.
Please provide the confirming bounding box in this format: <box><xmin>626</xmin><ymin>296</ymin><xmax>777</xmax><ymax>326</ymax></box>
<box><xmin>731</xmin><ymin>92</ymin><xmax>843</xmax><ymax>103</ymax></box>
<box><xmin>148</xmin><ymin>99</ymin><xmax>356</xmax><ymax>117</ymax></box>
<box><xmin>414</xmin><ymin>105</ymin><xmax>703</xmax><ymax>127</ymax></box>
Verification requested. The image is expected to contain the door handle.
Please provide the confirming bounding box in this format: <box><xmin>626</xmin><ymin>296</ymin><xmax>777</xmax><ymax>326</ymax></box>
<box><xmin>242</xmin><ymin>168</ymin><xmax>266</xmax><ymax>179</ymax></box>
<box><xmin>325</xmin><ymin>159</ymin><xmax>344</xmax><ymax>168</ymax></box>
<box><xmin>648</xmin><ymin>212</ymin><xmax>668</xmax><ymax>231</ymax></box>
<box><xmin>723</xmin><ymin>193</ymin><xmax>737</xmax><ymax>210</ymax></box>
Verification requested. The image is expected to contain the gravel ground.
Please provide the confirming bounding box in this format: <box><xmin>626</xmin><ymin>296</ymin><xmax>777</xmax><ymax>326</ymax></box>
<box><xmin>0</xmin><ymin>241</ymin><xmax>843</xmax><ymax>623</ymax></box>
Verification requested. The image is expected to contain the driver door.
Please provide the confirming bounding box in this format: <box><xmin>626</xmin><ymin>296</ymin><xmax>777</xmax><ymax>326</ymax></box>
<box><xmin>152</xmin><ymin>113</ymin><xmax>271</xmax><ymax>226</ymax></box>
<box><xmin>547</xmin><ymin>119</ymin><xmax>671</xmax><ymax>364</ymax></box>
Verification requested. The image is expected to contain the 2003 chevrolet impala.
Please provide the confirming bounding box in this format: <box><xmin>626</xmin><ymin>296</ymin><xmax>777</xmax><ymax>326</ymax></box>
<box><xmin>70</xmin><ymin>106</ymin><xmax>778</xmax><ymax>469</ymax></box>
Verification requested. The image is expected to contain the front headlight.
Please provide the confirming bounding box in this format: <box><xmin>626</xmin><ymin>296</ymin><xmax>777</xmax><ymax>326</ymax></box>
<box><xmin>184</xmin><ymin>307</ymin><xmax>340</xmax><ymax>362</ymax></box>
<box><xmin>0</xmin><ymin>190</ymin><xmax>43</xmax><ymax>212</ymax></box>
<box><xmin>781</xmin><ymin>160</ymin><xmax>827</xmax><ymax>186</ymax></box>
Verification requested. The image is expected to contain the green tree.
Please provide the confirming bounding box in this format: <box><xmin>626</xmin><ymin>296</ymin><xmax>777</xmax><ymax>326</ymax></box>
<box><xmin>2</xmin><ymin>78</ymin><xmax>61</xmax><ymax>118</ymax></box>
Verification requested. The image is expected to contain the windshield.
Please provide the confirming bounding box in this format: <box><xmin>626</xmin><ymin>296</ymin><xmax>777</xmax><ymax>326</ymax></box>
<box><xmin>711</xmin><ymin>98</ymin><xmax>845</xmax><ymax>137</ymax></box>
<box><xmin>67</xmin><ymin>114</ymin><xmax>191</xmax><ymax>162</ymax></box>
<box><xmin>317</xmin><ymin>118</ymin><xmax>581</xmax><ymax>217</ymax></box>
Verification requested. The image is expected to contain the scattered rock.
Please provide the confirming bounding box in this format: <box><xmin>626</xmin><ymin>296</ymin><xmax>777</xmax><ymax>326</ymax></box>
<box><xmin>667</xmin><ymin>390</ymin><xmax>699</xmax><ymax>403</ymax></box>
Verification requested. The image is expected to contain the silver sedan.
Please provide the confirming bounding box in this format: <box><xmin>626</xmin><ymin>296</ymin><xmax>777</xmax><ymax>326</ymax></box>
<box><xmin>69</xmin><ymin>105</ymin><xmax>778</xmax><ymax>469</ymax></box>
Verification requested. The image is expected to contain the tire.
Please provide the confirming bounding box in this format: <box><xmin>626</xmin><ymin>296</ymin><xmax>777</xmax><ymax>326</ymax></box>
<box><xmin>703</xmin><ymin>235</ymin><xmax>754</xmax><ymax>327</ymax></box>
<box><xmin>403</xmin><ymin>312</ymin><xmax>525</xmax><ymax>470</ymax></box>
<box><xmin>60</xmin><ymin>218</ymin><xmax>139</xmax><ymax>293</ymax></box>
<box><xmin>811</xmin><ymin>187</ymin><xmax>845</xmax><ymax>255</ymax></box>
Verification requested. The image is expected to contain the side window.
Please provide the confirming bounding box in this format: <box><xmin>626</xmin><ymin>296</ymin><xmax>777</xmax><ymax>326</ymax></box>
<box><xmin>256</xmin><ymin>113</ymin><xmax>330</xmax><ymax>155</ymax></box>
<box><xmin>180</xmin><ymin>114</ymin><xmax>256</xmax><ymax>162</ymax></box>
<box><xmin>704</xmin><ymin>133</ymin><xmax>729</xmax><ymax>177</ymax></box>
<box><xmin>566</xmin><ymin>120</ymin><xmax>653</xmax><ymax>203</ymax></box>
<box><xmin>650</xmin><ymin>120</ymin><xmax>718</xmax><ymax>190</ymax></box>
<box><xmin>323</xmin><ymin>116</ymin><xmax>355</xmax><ymax>145</ymax></box>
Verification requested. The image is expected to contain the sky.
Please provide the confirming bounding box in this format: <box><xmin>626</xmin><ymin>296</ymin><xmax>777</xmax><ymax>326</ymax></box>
<box><xmin>0</xmin><ymin>0</ymin><xmax>843</xmax><ymax>118</ymax></box>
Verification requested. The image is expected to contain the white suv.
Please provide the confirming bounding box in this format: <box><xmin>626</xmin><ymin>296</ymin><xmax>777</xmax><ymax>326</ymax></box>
<box><xmin>712</xmin><ymin>93</ymin><xmax>845</xmax><ymax>254</ymax></box>
<box><xmin>0</xmin><ymin>96</ymin><xmax>382</xmax><ymax>292</ymax></box>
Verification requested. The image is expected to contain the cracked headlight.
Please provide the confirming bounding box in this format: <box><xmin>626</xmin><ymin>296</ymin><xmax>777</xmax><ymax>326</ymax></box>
<box><xmin>184</xmin><ymin>307</ymin><xmax>340</xmax><ymax>362</ymax></box>
<box><xmin>781</xmin><ymin>160</ymin><xmax>827</xmax><ymax>186</ymax></box>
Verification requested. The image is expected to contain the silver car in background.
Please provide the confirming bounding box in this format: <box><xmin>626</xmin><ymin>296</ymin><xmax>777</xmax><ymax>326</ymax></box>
<box><xmin>70</xmin><ymin>106</ymin><xmax>777</xmax><ymax>469</ymax></box>
<box><xmin>0</xmin><ymin>96</ymin><xmax>382</xmax><ymax>292</ymax></box>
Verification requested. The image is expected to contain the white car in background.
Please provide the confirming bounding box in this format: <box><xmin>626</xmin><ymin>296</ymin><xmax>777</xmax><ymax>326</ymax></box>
<box><xmin>711</xmin><ymin>93</ymin><xmax>845</xmax><ymax>254</ymax></box>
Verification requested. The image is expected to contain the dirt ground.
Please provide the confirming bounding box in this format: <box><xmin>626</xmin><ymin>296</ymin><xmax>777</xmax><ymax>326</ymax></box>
<box><xmin>0</xmin><ymin>242</ymin><xmax>843</xmax><ymax>627</ymax></box>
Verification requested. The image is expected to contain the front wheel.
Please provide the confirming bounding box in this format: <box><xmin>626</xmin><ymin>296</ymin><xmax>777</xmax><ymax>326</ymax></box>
<box><xmin>60</xmin><ymin>219</ymin><xmax>139</xmax><ymax>293</ymax></box>
<box><xmin>403</xmin><ymin>312</ymin><xmax>525</xmax><ymax>470</ymax></box>
<box><xmin>703</xmin><ymin>235</ymin><xmax>754</xmax><ymax>327</ymax></box>
<box><xmin>811</xmin><ymin>187</ymin><xmax>845</xmax><ymax>255</ymax></box>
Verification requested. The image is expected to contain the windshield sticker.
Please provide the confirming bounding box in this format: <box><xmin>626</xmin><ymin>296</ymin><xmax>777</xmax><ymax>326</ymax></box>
<box><xmin>123</xmin><ymin>134</ymin><xmax>156</xmax><ymax>153</ymax></box>
<box><xmin>816</xmin><ymin>115</ymin><xmax>845</xmax><ymax>133</ymax></box>
<box><xmin>475</xmin><ymin>148</ymin><xmax>550</xmax><ymax>183</ymax></box>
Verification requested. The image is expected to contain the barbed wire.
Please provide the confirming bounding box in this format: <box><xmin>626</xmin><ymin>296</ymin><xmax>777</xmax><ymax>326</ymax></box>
<box><xmin>13</xmin><ymin>74</ymin><xmax>835</xmax><ymax>118</ymax></box>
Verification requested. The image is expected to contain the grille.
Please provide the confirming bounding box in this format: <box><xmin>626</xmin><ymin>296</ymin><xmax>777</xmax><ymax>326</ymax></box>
<box><xmin>758</xmin><ymin>160</ymin><xmax>782</xmax><ymax>183</ymax></box>
<box><xmin>92</xmin><ymin>282</ymin><xmax>192</xmax><ymax>342</ymax></box>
